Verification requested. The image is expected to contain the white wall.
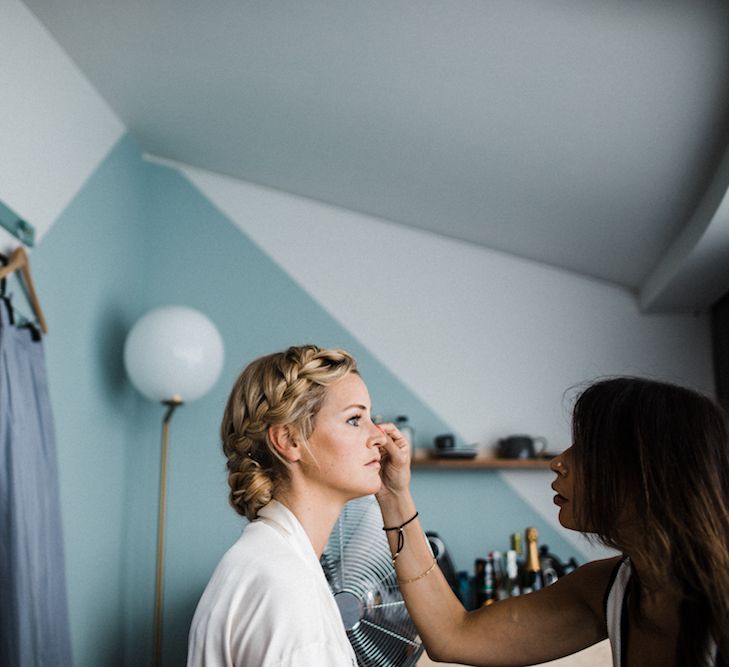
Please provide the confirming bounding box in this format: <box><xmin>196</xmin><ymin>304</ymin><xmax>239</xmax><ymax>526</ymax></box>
<box><xmin>3</xmin><ymin>0</ymin><xmax>717</xmax><ymax>565</ymax></box>
<box><xmin>2</xmin><ymin>0</ymin><xmax>718</xmax><ymax>651</ymax></box>
<box><xmin>0</xmin><ymin>0</ymin><xmax>123</xmax><ymax>249</ymax></box>
<box><xmin>180</xmin><ymin>163</ymin><xmax>714</xmax><ymax>558</ymax></box>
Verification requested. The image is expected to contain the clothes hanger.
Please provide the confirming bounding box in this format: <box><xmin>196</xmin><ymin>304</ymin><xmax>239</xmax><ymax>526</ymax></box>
<box><xmin>0</xmin><ymin>246</ymin><xmax>48</xmax><ymax>334</ymax></box>
<box><xmin>0</xmin><ymin>255</ymin><xmax>14</xmax><ymax>326</ymax></box>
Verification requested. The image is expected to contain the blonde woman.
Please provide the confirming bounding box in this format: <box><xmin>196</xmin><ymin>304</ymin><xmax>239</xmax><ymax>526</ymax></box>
<box><xmin>187</xmin><ymin>345</ymin><xmax>389</xmax><ymax>666</ymax></box>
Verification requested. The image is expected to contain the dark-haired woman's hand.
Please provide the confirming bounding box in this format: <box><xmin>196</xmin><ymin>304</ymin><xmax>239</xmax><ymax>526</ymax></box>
<box><xmin>375</xmin><ymin>423</ymin><xmax>412</xmax><ymax>503</ymax></box>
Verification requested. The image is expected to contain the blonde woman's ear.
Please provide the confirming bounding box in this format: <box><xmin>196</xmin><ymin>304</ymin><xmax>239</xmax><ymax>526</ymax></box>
<box><xmin>268</xmin><ymin>425</ymin><xmax>302</xmax><ymax>463</ymax></box>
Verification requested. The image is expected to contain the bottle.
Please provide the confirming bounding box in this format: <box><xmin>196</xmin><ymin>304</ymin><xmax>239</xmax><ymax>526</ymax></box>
<box><xmin>473</xmin><ymin>558</ymin><xmax>486</xmax><ymax>607</ymax></box>
<box><xmin>510</xmin><ymin>532</ymin><xmax>525</xmax><ymax>589</ymax></box>
<box><xmin>491</xmin><ymin>550</ymin><xmax>508</xmax><ymax>600</ymax></box>
<box><xmin>522</xmin><ymin>527</ymin><xmax>545</xmax><ymax>594</ymax></box>
<box><xmin>563</xmin><ymin>557</ymin><xmax>579</xmax><ymax>576</ymax></box>
<box><xmin>510</xmin><ymin>532</ymin><xmax>523</xmax><ymax>561</ymax></box>
<box><xmin>506</xmin><ymin>550</ymin><xmax>521</xmax><ymax>597</ymax></box>
<box><xmin>538</xmin><ymin>544</ymin><xmax>564</xmax><ymax>586</ymax></box>
<box><xmin>483</xmin><ymin>554</ymin><xmax>496</xmax><ymax>606</ymax></box>
<box><xmin>394</xmin><ymin>415</ymin><xmax>414</xmax><ymax>447</ymax></box>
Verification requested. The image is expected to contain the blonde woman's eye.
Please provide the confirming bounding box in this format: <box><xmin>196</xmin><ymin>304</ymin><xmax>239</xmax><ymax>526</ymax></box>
<box><xmin>347</xmin><ymin>415</ymin><xmax>361</xmax><ymax>426</ymax></box>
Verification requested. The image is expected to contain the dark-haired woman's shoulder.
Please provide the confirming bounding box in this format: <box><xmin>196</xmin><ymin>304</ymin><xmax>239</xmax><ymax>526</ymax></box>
<box><xmin>553</xmin><ymin>555</ymin><xmax>624</xmax><ymax>621</ymax></box>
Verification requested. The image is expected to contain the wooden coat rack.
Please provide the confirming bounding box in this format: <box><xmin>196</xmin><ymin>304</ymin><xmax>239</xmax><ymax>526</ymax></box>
<box><xmin>0</xmin><ymin>247</ymin><xmax>48</xmax><ymax>334</ymax></box>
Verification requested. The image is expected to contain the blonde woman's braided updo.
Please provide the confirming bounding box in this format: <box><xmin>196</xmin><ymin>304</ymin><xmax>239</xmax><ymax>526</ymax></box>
<box><xmin>221</xmin><ymin>344</ymin><xmax>358</xmax><ymax>520</ymax></box>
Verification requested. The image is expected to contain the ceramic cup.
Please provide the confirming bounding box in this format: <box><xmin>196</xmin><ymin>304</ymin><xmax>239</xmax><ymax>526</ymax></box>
<box><xmin>498</xmin><ymin>435</ymin><xmax>547</xmax><ymax>459</ymax></box>
<box><xmin>434</xmin><ymin>433</ymin><xmax>455</xmax><ymax>451</ymax></box>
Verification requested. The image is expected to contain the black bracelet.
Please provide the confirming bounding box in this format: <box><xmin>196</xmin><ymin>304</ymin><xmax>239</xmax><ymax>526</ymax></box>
<box><xmin>382</xmin><ymin>511</ymin><xmax>419</xmax><ymax>562</ymax></box>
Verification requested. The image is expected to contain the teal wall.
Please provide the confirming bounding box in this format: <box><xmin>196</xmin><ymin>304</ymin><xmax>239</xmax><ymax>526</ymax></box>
<box><xmin>32</xmin><ymin>134</ymin><xmax>579</xmax><ymax>665</ymax></box>
<box><xmin>32</xmin><ymin>135</ymin><xmax>153</xmax><ymax>666</ymax></box>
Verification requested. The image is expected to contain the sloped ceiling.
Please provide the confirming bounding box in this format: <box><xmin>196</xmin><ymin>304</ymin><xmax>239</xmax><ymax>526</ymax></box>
<box><xmin>23</xmin><ymin>1</ymin><xmax>729</xmax><ymax>310</ymax></box>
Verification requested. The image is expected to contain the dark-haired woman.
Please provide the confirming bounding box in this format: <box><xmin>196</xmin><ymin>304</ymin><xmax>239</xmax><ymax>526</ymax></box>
<box><xmin>375</xmin><ymin>377</ymin><xmax>728</xmax><ymax>666</ymax></box>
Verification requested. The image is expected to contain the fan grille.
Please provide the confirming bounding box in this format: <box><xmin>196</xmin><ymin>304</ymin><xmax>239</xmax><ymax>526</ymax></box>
<box><xmin>321</xmin><ymin>496</ymin><xmax>424</xmax><ymax>667</ymax></box>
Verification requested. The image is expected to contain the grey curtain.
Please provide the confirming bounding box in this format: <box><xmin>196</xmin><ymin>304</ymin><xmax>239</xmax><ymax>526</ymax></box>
<box><xmin>0</xmin><ymin>303</ymin><xmax>72</xmax><ymax>666</ymax></box>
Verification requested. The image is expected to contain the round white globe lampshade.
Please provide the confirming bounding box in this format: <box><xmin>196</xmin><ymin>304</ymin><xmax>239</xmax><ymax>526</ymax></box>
<box><xmin>124</xmin><ymin>306</ymin><xmax>224</xmax><ymax>403</ymax></box>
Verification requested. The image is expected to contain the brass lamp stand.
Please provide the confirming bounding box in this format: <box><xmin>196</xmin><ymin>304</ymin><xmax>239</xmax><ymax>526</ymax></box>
<box><xmin>153</xmin><ymin>396</ymin><xmax>184</xmax><ymax>667</ymax></box>
<box><xmin>123</xmin><ymin>305</ymin><xmax>224</xmax><ymax>666</ymax></box>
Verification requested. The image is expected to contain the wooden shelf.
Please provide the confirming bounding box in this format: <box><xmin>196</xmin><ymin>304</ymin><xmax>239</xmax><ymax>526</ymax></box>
<box><xmin>411</xmin><ymin>450</ymin><xmax>553</xmax><ymax>470</ymax></box>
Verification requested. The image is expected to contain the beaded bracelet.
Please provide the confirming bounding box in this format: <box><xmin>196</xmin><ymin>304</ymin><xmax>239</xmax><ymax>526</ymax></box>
<box><xmin>382</xmin><ymin>511</ymin><xmax>419</xmax><ymax>562</ymax></box>
<box><xmin>398</xmin><ymin>558</ymin><xmax>438</xmax><ymax>585</ymax></box>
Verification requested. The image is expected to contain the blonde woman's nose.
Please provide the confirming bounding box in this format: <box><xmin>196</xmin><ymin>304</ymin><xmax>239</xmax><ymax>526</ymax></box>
<box><xmin>369</xmin><ymin>420</ymin><xmax>387</xmax><ymax>446</ymax></box>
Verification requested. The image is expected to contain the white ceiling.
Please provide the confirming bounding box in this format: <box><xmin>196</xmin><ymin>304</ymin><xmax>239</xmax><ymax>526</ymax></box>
<box><xmin>23</xmin><ymin>1</ymin><xmax>729</xmax><ymax>310</ymax></box>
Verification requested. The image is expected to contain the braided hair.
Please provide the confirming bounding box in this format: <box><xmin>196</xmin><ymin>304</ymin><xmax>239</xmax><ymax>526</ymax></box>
<box><xmin>221</xmin><ymin>345</ymin><xmax>358</xmax><ymax>520</ymax></box>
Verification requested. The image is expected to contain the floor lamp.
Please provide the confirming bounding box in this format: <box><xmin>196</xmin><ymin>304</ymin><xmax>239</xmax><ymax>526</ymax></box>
<box><xmin>124</xmin><ymin>306</ymin><xmax>224</xmax><ymax>667</ymax></box>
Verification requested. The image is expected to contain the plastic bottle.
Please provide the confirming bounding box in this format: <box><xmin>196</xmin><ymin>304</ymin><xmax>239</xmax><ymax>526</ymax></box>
<box><xmin>506</xmin><ymin>550</ymin><xmax>521</xmax><ymax>597</ymax></box>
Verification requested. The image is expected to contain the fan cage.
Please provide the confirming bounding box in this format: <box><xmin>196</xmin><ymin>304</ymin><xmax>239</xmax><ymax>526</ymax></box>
<box><xmin>321</xmin><ymin>495</ymin><xmax>424</xmax><ymax>667</ymax></box>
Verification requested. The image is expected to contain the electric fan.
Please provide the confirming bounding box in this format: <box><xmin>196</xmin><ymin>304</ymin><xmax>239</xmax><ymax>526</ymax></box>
<box><xmin>321</xmin><ymin>495</ymin><xmax>425</xmax><ymax>666</ymax></box>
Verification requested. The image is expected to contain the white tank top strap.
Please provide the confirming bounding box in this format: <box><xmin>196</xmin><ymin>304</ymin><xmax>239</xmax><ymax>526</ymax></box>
<box><xmin>604</xmin><ymin>556</ymin><xmax>631</xmax><ymax>667</ymax></box>
<box><xmin>604</xmin><ymin>556</ymin><xmax>719</xmax><ymax>666</ymax></box>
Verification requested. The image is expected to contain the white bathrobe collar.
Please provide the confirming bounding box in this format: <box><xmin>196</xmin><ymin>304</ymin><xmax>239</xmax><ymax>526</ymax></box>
<box><xmin>256</xmin><ymin>499</ymin><xmax>318</xmax><ymax>561</ymax></box>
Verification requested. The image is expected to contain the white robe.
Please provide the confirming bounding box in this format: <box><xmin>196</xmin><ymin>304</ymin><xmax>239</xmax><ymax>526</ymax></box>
<box><xmin>187</xmin><ymin>499</ymin><xmax>357</xmax><ymax>666</ymax></box>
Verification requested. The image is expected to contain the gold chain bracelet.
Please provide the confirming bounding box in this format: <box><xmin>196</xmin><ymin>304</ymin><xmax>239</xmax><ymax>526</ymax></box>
<box><xmin>397</xmin><ymin>558</ymin><xmax>438</xmax><ymax>585</ymax></box>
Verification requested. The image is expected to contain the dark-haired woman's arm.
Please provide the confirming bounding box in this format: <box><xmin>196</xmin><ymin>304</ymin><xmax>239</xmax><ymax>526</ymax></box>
<box><xmin>376</xmin><ymin>424</ymin><xmax>615</xmax><ymax>667</ymax></box>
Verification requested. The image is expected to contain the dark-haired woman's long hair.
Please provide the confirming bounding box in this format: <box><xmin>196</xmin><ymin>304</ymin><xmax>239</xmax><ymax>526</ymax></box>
<box><xmin>571</xmin><ymin>377</ymin><xmax>729</xmax><ymax>666</ymax></box>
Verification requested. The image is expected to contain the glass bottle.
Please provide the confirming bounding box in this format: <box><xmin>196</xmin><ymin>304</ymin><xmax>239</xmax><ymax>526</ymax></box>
<box><xmin>473</xmin><ymin>558</ymin><xmax>486</xmax><ymax>607</ymax></box>
<box><xmin>522</xmin><ymin>527</ymin><xmax>545</xmax><ymax>594</ymax></box>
